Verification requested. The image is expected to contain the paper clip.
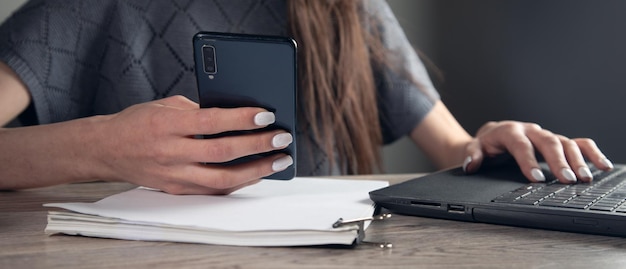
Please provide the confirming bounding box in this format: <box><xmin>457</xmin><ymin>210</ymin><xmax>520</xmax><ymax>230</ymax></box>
<box><xmin>333</xmin><ymin>213</ymin><xmax>392</xmax><ymax>248</ymax></box>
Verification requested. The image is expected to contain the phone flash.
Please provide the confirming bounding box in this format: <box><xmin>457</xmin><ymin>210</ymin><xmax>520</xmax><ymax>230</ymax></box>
<box><xmin>208</xmin><ymin>75</ymin><xmax>214</xmax><ymax>79</ymax></box>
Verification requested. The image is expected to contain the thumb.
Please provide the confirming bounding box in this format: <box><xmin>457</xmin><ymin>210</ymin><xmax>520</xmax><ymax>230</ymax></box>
<box><xmin>463</xmin><ymin>139</ymin><xmax>484</xmax><ymax>174</ymax></box>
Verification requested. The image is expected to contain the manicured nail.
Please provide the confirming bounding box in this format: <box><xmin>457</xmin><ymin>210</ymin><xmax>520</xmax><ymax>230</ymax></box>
<box><xmin>531</xmin><ymin>168</ymin><xmax>546</xmax><ymax>182</ymax></box>
<box><xmin>578</xmin><ymin>166</ymin><xmax>593</xmax><ymax>181</ymax></box>
<box><xmin>272</xmin><ymin>156</ymin><xmax>293</xmax><ymax>172</ymax></box>
<box><xmin>561</xmin><ymin>168</ymin><xmax>577</xmax><ymax>182</ymax></box>
<box><xmin>254</xmin><ymin>112</ymin><xmax>275</xmax><ymax>126</ymax></box>
<box><xmin>272</xmin><ymin>133</ymin><xmax>293</xmax><ymax>148</ymax></box>
<box><xmin>600</xmin><ymin>157</ymin><xmax>614</xmax><ymax>170</ymax></box>
<box><xmin>462</xmin><ymin>156</ymin><xmax>472</xmax><ymax>172</ymax></box>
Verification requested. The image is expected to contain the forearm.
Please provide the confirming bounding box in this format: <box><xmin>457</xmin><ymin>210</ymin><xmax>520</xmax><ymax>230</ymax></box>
<box><xmin>410</xmin><ymin>101</ymin><xmax>472</xmax><ymax>170</ymax></box>
<box><xmin>0</xmin><ymin>61</ymin><xmax>30</xmax><ymax>126</ymax></box>
<box><xmin>0</xmin><ymin>116</ymin><xmax>107</xmax><ymax>189</ymax></box>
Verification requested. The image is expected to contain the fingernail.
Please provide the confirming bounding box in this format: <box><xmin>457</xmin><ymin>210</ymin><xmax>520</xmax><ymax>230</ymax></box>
<box><xmin>531</xmin><ymin>168</ymin><xmax>546</xmax><ymax>182</ymax></box>
<box><xmin>254</xmin><ymin>112</ymin><xmax>275</xmax><ymax>126</ymax></box>
<box><xmin>272</xmin><ymin>155</ymin><xmax>293</xmax><ymax>172</ymax></box>
<box><xmin>462</xmin><ymin>156</ymin><xmax>472</xmax><ymax>172</ymax></box>
<box><xmin>561</xmin><ymin>168</ymin><xmax>577</xmax><ymax>182</ymax></box>
<box><xmin>600</xmin><ymin>157</ymin><xmax>614</xmax><ymax>170</ymax></box>
<box><xmin>272</xmin><ymin>133</ymin><xmax>293</xmax><ymax>148</ymax></box>
<box><xmin>578</xmin><ymin>166</ymin><xmax>593</xmax><ymax>181</ymax></box>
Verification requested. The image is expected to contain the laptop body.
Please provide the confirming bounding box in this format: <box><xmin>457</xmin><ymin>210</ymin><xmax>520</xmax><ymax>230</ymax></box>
<box><xmin>369</xmin><ymin>162</ymin><xmax>626</xmax><ymax>237</ymax></box>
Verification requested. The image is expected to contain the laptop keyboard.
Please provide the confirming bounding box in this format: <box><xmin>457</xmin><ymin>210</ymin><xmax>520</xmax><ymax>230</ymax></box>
<box><xmin>492</xmin><ymin>167</ymin><xmax>626</xmax><ymax>213</ymax></box>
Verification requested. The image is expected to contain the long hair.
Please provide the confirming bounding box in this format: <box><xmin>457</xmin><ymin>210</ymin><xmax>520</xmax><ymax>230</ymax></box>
<box><xmin>288</xmin><ymin>0</ymin><xmax>383</xmax><ymax>174</ymax></box>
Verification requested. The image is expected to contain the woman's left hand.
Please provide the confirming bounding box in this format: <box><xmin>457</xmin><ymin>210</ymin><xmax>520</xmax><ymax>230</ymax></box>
<box><xmin>462</xmin><ymin>121</ymin><xmax>614</xmax><ymax>183</ymax></box>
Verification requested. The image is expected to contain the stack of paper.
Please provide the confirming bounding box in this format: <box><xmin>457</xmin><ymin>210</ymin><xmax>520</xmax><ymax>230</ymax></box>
<box><xmin>45</xmin><ymin>177</ymin><xmax>388</xmax><ymax>247</ymax></box>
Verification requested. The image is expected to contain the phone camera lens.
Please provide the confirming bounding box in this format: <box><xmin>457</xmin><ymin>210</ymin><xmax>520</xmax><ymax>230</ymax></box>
<box><xmin>202</xmin><ymin>45</ymin><xmax>217</xmax><ymax>74</ymax></box>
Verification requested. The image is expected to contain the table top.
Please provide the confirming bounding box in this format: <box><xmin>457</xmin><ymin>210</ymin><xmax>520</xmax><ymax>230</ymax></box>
<box><xmin>1</xmin><ymin>174</ymin><xmax>626</xmax><ymax>269</ymax></box>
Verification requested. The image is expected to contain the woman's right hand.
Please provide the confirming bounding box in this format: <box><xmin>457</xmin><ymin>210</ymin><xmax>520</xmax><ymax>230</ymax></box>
<box><xmin>91</xmin><ymin>95</ymin><xmax>293</xmax><ymax>195</ymax></box>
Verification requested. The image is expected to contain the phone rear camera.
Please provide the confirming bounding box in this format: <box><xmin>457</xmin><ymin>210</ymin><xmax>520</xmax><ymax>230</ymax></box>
<box><xmin>202</xmin><ymin>45</ymin><xmax>217</xmax><ymax>74</ymax></box>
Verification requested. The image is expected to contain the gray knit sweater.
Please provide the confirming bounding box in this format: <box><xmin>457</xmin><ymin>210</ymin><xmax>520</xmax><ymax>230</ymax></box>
<box><xmin>0</xmin><ymin>0</ymin><xmax>439</xmax><ymax>176</ymax></box>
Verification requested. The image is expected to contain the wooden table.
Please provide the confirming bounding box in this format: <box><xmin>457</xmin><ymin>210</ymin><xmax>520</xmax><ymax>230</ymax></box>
<box><xmin>1</xmin><ymin>174</ymin><xmax>625</xmax><ymax>269</ymax></box>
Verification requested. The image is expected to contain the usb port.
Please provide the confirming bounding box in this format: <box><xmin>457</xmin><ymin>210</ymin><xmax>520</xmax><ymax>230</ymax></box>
<box><xmin>447</xmin><ymin>204</ymin><xmax>465</xmax><ymax>213</ymax></box>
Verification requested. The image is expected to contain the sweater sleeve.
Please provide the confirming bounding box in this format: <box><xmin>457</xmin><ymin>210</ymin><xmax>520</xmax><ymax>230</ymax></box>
<box><xmin>364</xmin><ymin>0</ymin><xmax>441</xmax><ymax>144</ymax></box>
<box><xmin>0</xmin><ymin>0</ymin><xmax>116</xmax><ymax>125</ymax></box>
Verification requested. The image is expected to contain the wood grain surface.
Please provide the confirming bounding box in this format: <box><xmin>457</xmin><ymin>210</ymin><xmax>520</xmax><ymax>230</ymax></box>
<box><xmin>1</xmin><ymin>175</ymin><xmax>625</xmax><ymax>269</ymax></box>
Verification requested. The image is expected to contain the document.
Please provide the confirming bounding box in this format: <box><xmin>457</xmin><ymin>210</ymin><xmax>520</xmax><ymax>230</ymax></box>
<box><xmin>45</xmin><ymin>177</ymin><xmax>388</xmax><ymax>247</ymax></box>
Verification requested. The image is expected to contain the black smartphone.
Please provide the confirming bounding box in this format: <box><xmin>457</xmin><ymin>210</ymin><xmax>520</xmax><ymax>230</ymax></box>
<box><xmin>193</xmin><ymin>32</ymin><xmax>297</xmax><ymax>180</ymax></box>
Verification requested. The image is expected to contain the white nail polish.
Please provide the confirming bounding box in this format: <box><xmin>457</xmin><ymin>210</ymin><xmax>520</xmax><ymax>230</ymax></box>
<box><xmin>272</xmin><ymin>133</ymin><xmax>293</xmax><ymax>148</ymax></box>
<box><xmin>561</xmin><ymin>168</ymin><xmax>577</xmax><ymax>182</ymax></box>
<box><xmin>462</xmin><ymin>156</ymin><xmax>472</xmax><ymax>172</ymax></box>
<box><xmin>578</xmin><ymin>167</ymin><xmax>593</xmax><ymax>180</ymax></box>
<box><xmin>272</xmin><ymin>156</ymin><xmax>293</xmax><ymax>172</ymax></box>
<box><xmin>531</xmin><ymin>168</ymin><xmax>546</xmax><ymax>182</ymax></box>
<box><xmin>600</xmin><ymin>158</ymin><xmax>614</xmax><ymax>170</ymax></box>
<box><xmin>254</xmin><ymin>112</ymin><xmax>275</xmax><ymax>126</ymax></box>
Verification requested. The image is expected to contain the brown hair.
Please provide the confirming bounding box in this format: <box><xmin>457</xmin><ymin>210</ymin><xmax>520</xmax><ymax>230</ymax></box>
<box><xmin>288</xmin><ymin>0</ymin><xmax>383</xmax><ymax>174</ymax></box>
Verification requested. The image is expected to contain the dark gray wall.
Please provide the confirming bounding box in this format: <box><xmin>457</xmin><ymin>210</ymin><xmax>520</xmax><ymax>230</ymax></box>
<box><xmin>423</xmin><ymin>0</ymin><xmax>626</xmax><ymax>164</ymax></box>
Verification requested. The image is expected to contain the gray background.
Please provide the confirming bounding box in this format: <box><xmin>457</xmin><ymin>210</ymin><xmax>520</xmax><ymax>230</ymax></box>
<box><xmin>2</xmin><ymin>1</ymin><xmax>625</xmax><ymax>174</ymax></box>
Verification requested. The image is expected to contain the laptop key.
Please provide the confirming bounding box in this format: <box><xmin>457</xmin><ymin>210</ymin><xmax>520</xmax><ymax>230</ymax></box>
<box><xmin>539</xmin><ymin>200</ymin><xmax>568</xmax><ymax>207</ymax></box>
<box><xmin>589</xmin><ymin>205</ymin><xmax>615</xmax><ymax>211</ymax></box>
<box><xmin>559</xmin><ymin>203</ymin><xmax>589</xmax><ymax>209</ymax></box>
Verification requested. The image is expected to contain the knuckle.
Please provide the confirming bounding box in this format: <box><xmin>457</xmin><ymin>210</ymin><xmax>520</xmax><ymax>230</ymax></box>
<box><xmin>527</xmin><ymin>123</ymin><xmax>542</xmax><ymax>131</ymax></box>
<box><xmin>205</xmin><ymin>142</ymin><xmax>234</xmax><ymax>161</ymax></box>
<box><xmin>235</xmin><ymin>107</ymin><xmax>260</xmax><ymax>127</ymax></box>
<box><xmin>151</xmin><ymin>144</ymin><xmax>176</xmax><ymax>166</ymax></box>
<box><xmin>148</xmin><ymin>147</ymin><xmax>169</xmax><ymax>166</ymax></box>
<box><xmin>575</xmin><ymin>137</ymin><xmax>596</xmax><ymax>147</ymax></box>
<box><xmin>197</xmin><ymin>110</ymin><xmax>219</xmax><ymax>132</ymax></box>
<box><xmin>252</xmin><ymin>139</ymin><xmax>267</xmax><ymax>153</ymax></box>
<box><xmin>537</xmin><ymin>134</ymin><xmax>561</xmax><ymax>148</ymax></box>
<box><xmin>509</xmin><ymin>136</ymin><xmax>532</xmax><ymax>149</ymax></box>
<box><xmin>561</xmin><ymin>139</ymin><xmax>578</xmax><ymax>149</ymax></box>
<box><xmin>501</xmin><ymin>121</ymin><xmax>520</xmax><ymax>130</ymax></box>
<box><xmin>493</xmin><ymin>121</ymin><xmax>521</xmax><ymax>135</ymax></box>
<box><xmin>485</xmin><ymin>121</ymin><xmax>497</xmax><ymax>126</ymax></box>
<box><xmin>211</xmin><ymin>171</ymin><xmax>236</xmax><ymax>189</ymax></box>
<box><xmin>481</xmin><ymin>121</ymin><xmax>498</xmax><ymax>131</ymax></box>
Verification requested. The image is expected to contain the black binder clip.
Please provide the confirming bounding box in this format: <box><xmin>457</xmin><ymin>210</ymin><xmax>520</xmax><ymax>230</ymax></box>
<box><xmin>332</xmin><ymin>213</ymin><xmax>392</xmax><ymax>249</ymax></box>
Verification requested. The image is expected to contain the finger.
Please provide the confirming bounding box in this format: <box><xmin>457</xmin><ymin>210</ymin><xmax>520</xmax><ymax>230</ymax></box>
<box><xmin>187</xmin><ymin>154</ymin><xmax>293</xmax><ymax>191</ymax></box>
<box><xmin>574</xmin><ymin>138</ymin><xmax>614</xmax><ymax>171</ymax></box>
<box><xmin>152</xmin><ymin>154</ymin><xmax>292</xmax><ymax>195</ymax></box>
<box><xmin>557</xmin><ymin>135</ymin><xmax>593</xmax><ymax>182</ymax></box>
<box><xmin>157</xmin><ymin>176</ymin><xmax>261</xmax><ymax>195</ymax></box>
<box><xmin>526</xmin><ymin>128</ymin><xmax>576</xmax><ymax>183</ymax></box>
<box><xmin>167</xmin><ymin>107</ymin><xmax>276</xmax><ymax>136</ymax></box>
<box><xmin>471</xmin><ymin>121</ymin><xmax>546</xmax><ymax>182</ymax></box>
<box><xmin>499</xmin><ymin>127</ymin><xmax>546</xmax><ymax>183</ymax></box>
<box><xmin>174</xmin><ymin>130</ymin><xmax>293</xmax><ymax>163</ymax></box>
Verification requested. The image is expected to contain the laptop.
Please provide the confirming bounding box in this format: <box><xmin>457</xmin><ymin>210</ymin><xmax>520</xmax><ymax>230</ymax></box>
<box><xmin>369</xmin><ymin>161</ymin><xmax>626</xmax><ymax>237</ymax></box>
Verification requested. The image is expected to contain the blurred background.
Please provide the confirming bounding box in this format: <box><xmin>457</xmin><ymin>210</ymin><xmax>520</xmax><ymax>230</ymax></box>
<box><xmin>2</xmin><ymin>1</ymin><xmax>625</xmax><ymax>174</ymax></box>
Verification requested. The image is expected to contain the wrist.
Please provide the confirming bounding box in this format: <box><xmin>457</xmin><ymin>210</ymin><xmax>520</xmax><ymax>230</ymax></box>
<box><xmin>63</xmin><ymin>114</ymin><xmax>115</xmax><ymax>183</ymax></box>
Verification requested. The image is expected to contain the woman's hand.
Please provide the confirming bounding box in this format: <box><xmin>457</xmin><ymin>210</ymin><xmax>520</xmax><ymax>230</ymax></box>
<box><xmin>0</xmin><ymin>95</ymin><xmax>293</xmax><ymax>194</ymax></box>
<box><xmin>463</xmin><ymin>121</ymin><xmax>613</xmax><ymax>183</ymax></box>
<box><xmin>411</xmin><ymin>101</ymin><xmax>612</xmax><ymax>184</ymax></box>
<box><xmin>92</xmin><ymin>95</ymin><xmax>294</xmax><ymax>195</ymax></box>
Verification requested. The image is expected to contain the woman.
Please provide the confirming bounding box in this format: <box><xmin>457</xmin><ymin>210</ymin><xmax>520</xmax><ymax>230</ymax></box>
<box><xmin>0</xmin><ymin>0</ymin><xmax>613</xmax><ymax>194</ymax></box>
